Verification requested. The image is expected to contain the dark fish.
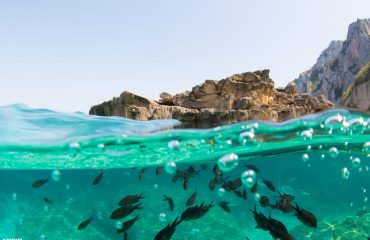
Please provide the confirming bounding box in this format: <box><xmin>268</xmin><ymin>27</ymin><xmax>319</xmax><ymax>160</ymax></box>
<box><xmin>234</xmin><ymin>190</ymin><xmax>243</xmax><ymax>199</ymax></box>
<box><xmin>208</xmin><ymin>178</ymin><xmax>216</xmax><ymax>191</ymax></box>
<box><xmin>124</xmin><ymin>231</ymin><xmax>129</xmax><ymax>240</ymax></box>
<box><xmin>154</xmin><ymin>217</ymin><xmax>182</xmax><ymax>240</ymax></box>
<box><xmin>92</xmin><ymin>170</ymin><xmax>104</xmax><ymax>185</ymax></box>
<box><xmin>180</xmin><ymin>201</ymin><xmax>214</xmax><ymax>221</ymax></box>
<box><xmin>43</xmin><ymin>197</ymin><xmax>53</xmax><ymax>204</ymax></box>
<box><xmin>119</xmin><ymin>193</ymin><xmax>144</xmax><ymax>206</ymax></box>
<box><xmin>213</xmin><ymin>165</ymin><xmax>221</xmax><ymax>176</ymax></box>
<box><xmin>186</xmin><ymin>143</ymin><xmax>195</xmax><ymax>147</ymax></box>
<box><xmin>117</xmin><ymin>215</ymin><xmax>141</xmax><ymax>233</ymax></box>
<box><xmin>251</xmin><ymin>182</ymin><xmax>258</xmax><ymax>193</ymax></box>
<box><xmin>183</xmin><ymin>176</ymin><xmax>189</xmax><ymax>191</ymax></box>
<box><xmin>231</xmin><ymin>178</ymin><xmax>242</xmax><ymax>189</ymax></box>
<box><xmin>32</xmin><ymin>178</ymin><xmax>48</xmax><ymax>188</ymax></box>
<box><xmin>186</xmin><ymin>189</ymin><xmax>197</xmax><ymax>206</ymax></box>
<box><xmin>245</xmin><ymin>164</ymin><xmax>260</xmax><ymax>173</ymax></box>
<box><xmin>259</xmin><ymin>196</ymin><xmax>270</xmax><ymax>207</ymax></box>
<box><xmin>243</xmin><ymin>189</ymin><xmax>248</xmax><ymax>200</ymax></box>
<box><xmin>262</xmin><ymin>178</ymin><xmax>276</xmax><ymax>192</ymax></box>
<box><xmin>156</xmin><ymin>167</ymin><xmax>164</xmax><ymax>175</ymax></box>
<box><xmin>77</xmin><ymin>215</ymin><xmax>95</xmax><ymax>230</ymax></box>
<box><xmin>200</xmin><ymin>164</ymin><xmax>207</xmax><ymax>170</ymax></box>
<box><xmin>110</xmin><ymin>203</ymin><xmax>142</xmax><ymax>219</ymax></box>
<box><xmin>218</xmin><ymin>201</ymin><xmax>231</xmax><ymax>213</ymax></box>
<box><xmin>139</xmin><ymin>168</ymin><xmax>145</xmax><ymax>181</ymax></box>
<box><xmin>163</xmin><ymin>195</ymin><xmax>175</xmax><ymax>211</ymax></box>
<box><xmin>187</xmin><ymin>165</ymin><xmax>196</xmax><ymax>174</ymax></box>
<box><xmin>271</xmin><ymin>191</ymin><xmax>294</xmax><ymax>213</ymax></box>
<box><xmin>292</xmin><ymin>203</ymin><xmax>317</xmax><ymax>228</ymax></box>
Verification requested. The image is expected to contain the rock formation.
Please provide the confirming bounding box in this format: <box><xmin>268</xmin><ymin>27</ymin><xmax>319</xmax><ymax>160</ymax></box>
<box><xmin>342</xmin><ymin>61</ymin><xmax>370</xmax><ymax>110</ymax></box>
<box><xmin>89</xmin><ymin>70</ymin><xmax>334</xmax><ymax>127</ymax></box>
<box><xmin>294</xmin><ymin>19</ymin><xmax>370</xmax><ymax>104</ymax></box>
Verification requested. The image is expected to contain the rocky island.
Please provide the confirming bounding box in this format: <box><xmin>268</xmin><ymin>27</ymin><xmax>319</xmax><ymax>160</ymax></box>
<box><xmin>89</xmin><ymin>70</ymin><xmax>334</xmax><ymax>127</ymax></box>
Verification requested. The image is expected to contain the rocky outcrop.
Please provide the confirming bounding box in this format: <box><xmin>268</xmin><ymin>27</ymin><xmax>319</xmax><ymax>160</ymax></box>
<box><xmin>90</xmin><ymin>70</ymin><xmax>334</xmax><ymax>127</ymax></box>
<box><xmin>294</xmin><ymin>19</ymin><xmax>370</xmax><ymax>104</ymax></box>
<box><xmin>342</xmin><ymin>61</ymin><xmax>370</xmax><ymax>110</ymax></box>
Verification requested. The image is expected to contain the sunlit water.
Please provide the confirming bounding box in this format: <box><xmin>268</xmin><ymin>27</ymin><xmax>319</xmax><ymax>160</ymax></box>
<box><xmin>0</xmin><ymin>104</ymin><xmax>369</xmax><ymax>240</ymax></box>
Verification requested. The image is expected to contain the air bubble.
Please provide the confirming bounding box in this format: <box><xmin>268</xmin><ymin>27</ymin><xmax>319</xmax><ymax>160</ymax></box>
<box><xmin>154</xmin><ymin>184</ymin><xmax>159</xmax><ymax>190</ymax></box>
<box><xmin>115</xmin><ymin>221</ymin><xmax>123</xmax><ymax>229</ymax></box>
<box><xmin>164</xmin><ymin>161</ymin><xmax>177</xmax><ymax>174</ymax></box>
<box><xmin>306</xmin><ymin>145</ymin><xmax>312</xmax><ymax>151</ymax></box>
<box><xmin>329</xmin><ymin>147</ymin><xmax>339</xmax><ymax>158</ymax></box>
<box><xmin>158</xmin><ymin>212</ymin><xmax>167</xmax><ymax>222</ymax></box>
<box><xmin>351</xmin><ymin>158</ymin><xmax>361</xmax><ymax>169</ymax></box>
<box><xmin>97</xmin><ymin>143</ymin><xmax>105</xmax><ymax>151</ymax></box>
<box><xmin>217</xmin><ymin>187</ymin><xmax>226</xmax><ymax>197</ymax></box>
<box><xmin>217</xmin><ymin>153</ymin><xmax>239</xmax><ymax>172</ymax></box>
<box><xmin>241</xmin><ymin>170</ymin><xmax>257</xmax><ymax>188</ymax></box>
<box><xmin>12</xmin><ymin>193</ymin><xmax>17</xmax><ymax>201</ymax></box>
<box><xmin>300</xmin><ymin>130</ymin><xmax>313</xmax><ymax>140</ymax></box>
<box><xmin>363</xmin><ymin>142</ymin><xmax>370</xmax><ymax>153</ymax></box>
<box><xmin>254</xmin><ymin>193</ymin><xmax>261</xmax><ymax>201</ymax></box>
<box><xmin>341</xmin><ymin>167</ymin><xmax>350</xmax><ymax>179</ymax></box>
<box><xmin>168</xmin><ymin>140</ymin><xmax>180</xmax><ymax>149</ymax></box>
<box><xmin>302</xmin><ymin>154</ymin><xmax>309</xmax><ymax>162</ymax></box>
<box><xmin>320</xmin><ymin>154</ymin><xmax>325</xmax><ymax>160</ymax></box>
<box><xmin>51</xmin><ymin>170</ymin><xmax>61</xmax><ymax>181</ymax></box>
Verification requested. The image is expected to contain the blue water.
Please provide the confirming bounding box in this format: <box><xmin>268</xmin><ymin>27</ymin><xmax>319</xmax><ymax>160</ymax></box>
<box><xmin>0</xmin><ymin>104</ymin><xmax>369</xmax><ymax>239</ymax></box>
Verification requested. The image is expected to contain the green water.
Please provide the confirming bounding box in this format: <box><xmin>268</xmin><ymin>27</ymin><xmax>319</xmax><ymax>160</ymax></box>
<box><xmin>0</xmin><ymin>105</ymin><xmax>369</xmax><ymax>239</ymax></box>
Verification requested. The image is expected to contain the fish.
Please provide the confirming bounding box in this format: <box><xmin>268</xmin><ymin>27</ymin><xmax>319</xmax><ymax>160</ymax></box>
<box><xmin>180</xmin><ymin>201</ymin><xmax>214</xmax><ymax>221</ymax></box>
<box><xmin>261</xmin><ymin>178</ymin><xmax>276</xmax><ymax>192</ymax></box>
<box><xmin>292</xmin><ymin>203</ymin><xmax>317</xmax><ymax>228</ymax></box>
<box><xmin>124</xmin><ymin>231</ymin><xmax>129</xmax><ymax>240</ymax></box>
<box><xmin>245</xmin><ymin>164</ymin><xmax>260</xmax><ymax>173</ymax></box>
<box><xmin>209</xmin><ymin>139</ymin><xmax>215</xmax><ymax>147</ymax></box>
<box><xmin>163</xmin><ymin>195</ymin><xmax>175</xmax><ymax>211</ymax></box>
<box><xmin>243</xmin><ymin>189</ymin><xmax>248</xmax><ymax>200</ymax></box>
<box><xmin>92</xmin><ymin>170</ymin><xmax>104</xmax><ymax>185</ymax></box>
<box><xmin>32</xmin><ymin>178</ymin><xmax>48</xmax><ymax>188</ymax></box>
<box><xmin>200</xmin><ymin>164</ymin><xmax>207</xmax><ymax>170</ymax></box>
<box><xmin>154</xmin><ymin>217</ymin><xmax>182</xmax><ymax>240</ymax></box>
<box><xmin>119</xmin><ymin>193</ymin><xmax>144</xmax><ymax>206</ymax></box>
<box><xmin>213</xmin><ymin>165</ymin><xmax>221</xmax><ymax>176</ymax></box>
<box><xmin>110</xmin><ymin>203</ymin><xmax>142</xmax><ymax>219</ymax></box>
<box><xmin>259</xmin><ymin>196</ymin><xmax>270</xmax><ymax>207</ymax></box>
<box><xmin>208</xmin><ymin>178</ymin><xmax>216</xmax><ymax>191</ymax></box>
<box><xmin>251</xmin><ymin>182</ymin><xmax>258</xmax><ymax>193</ymax></box>
<box><xmin>186</xmin><ymin>189</ymin><xmax>197</xmax><ymax>206</ymax></box>
<box><xmin>183</xmin><ymin>176</ymin><xmax>189</xmax><ymax>190</ymax></box>
<box><xmin>156</xmin><ymin>167</ymin><xmax>164</xmax><ymax>175</ymax></box>
<box><xmin>234</xmin><ymin>190</ymin><xmax>243</xmax><ymax>199</ymax></box>
<box><xmin>43</xmin><ymin>197</ymin><xmax>53</xmax><ymax>204</ymax></box>
<box><xmin>117</xmin><ymin>215</ymin><xmax>141</xmax><ymax>233</ymax></box>
<box><xmin>139</xmin><ymin>168</ymin><xmax>145</xmax><ymax>181</ymax></box>
<box><xmin>218</xmin><ymin>201</ymin><xmax>231</xmax><ymax>213</ymax></box>
<box><xmin>77</xmin><ymin>215</ymin><xmax>95</xmax><ymax>230</ymax></box>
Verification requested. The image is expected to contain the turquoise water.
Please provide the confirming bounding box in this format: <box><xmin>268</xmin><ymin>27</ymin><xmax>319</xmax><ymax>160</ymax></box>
<box><xmin>0</xmin><ymin>104</ymin><xmax>369</xmax><ymax>239</ymax></box>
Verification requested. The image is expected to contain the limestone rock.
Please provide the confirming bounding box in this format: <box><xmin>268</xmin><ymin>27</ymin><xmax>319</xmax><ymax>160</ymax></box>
<box><xmin>294</xmin><ymin>19</ymin><xmax>370</xmax><ymax>104</ymax></box>
<box><xmin>89</xmin><ymin>69</ymin><xmax>334</xmax><ymax>127</ymax></box>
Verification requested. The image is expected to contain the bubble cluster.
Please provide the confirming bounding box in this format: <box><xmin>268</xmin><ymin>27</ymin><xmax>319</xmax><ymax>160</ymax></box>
<box><xmin>217</xmin><ymin>153</ymin><xmax>239</xmax><ymax>172</ymax></box>
<box><xmin>164</xmin><ymin>161</ymin><xmax>177</xmax><ymax>174</ymax></box>
<box><xmin>341</xmin><ymin>167</ymin><xmax>350</xmax><ymax>179</ymax></box>
<box><xmin>168</xmin><ymin>140</ymin><xmax>180</xmax><ymax>149</ymax></box>
<box><xmin>51</xmin><ymin>170</ymin><xmax>61</xmax><ymax>181</ymax></box>
<box><xmin>329</xmin><ymin>147</ymin><xmax>339</xmax><ymax>158</ymax></box>
<box><xmin>241</xmin><ymin>170</ymin><xmax>257</xmax><ymax>188</ymax></box>
<box><xmin>363</xmin><ymin>142</ymin><xmax>370</xmax><ymax>153</ymax></box>
<box><xmin>300</xmin><ymin>129</ymin><xmax>313</xmax><ymax>140</ymax></box>
<box><xmin>239</xmin><ymin>131</ymin><xmax>256</xmax><ymax>145</ymax></box>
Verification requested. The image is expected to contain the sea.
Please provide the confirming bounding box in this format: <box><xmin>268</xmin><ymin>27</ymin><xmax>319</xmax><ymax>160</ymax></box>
<box><xmin>0</xmin><ymin>104</ymin><xmax>369</xmax><ymax>240</ymax></box>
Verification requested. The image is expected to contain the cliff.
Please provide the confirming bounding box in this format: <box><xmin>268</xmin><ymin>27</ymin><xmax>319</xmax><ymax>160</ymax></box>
<box><xmin>294</xmin><ymin>19</ymin><xmax>370</xmax><ymax>104</ymax></box>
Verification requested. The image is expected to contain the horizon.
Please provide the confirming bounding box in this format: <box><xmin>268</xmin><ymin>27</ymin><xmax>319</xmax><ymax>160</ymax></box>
<box><xmin>0</xmin><ymin>1</ymin><xmax>369</xmax><ymax>113</ymax></box>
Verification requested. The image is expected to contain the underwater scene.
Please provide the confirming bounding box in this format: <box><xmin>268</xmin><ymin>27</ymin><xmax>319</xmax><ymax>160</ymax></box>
<box><xmin>0</xmin><ymin>104</ymin><xmax>369</xmax><ymax>240</ymax></box>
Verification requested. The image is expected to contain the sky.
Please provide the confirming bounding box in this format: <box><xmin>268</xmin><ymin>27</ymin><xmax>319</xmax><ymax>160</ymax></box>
<box><xmin>0</xmin><ymin>0</ymin><xmax>369</xmax><ymax>113</ymax></box>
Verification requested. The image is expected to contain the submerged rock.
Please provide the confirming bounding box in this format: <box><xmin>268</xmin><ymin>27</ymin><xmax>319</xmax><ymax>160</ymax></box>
<box><xmin>90</xmin><ymin>70</ymin><xmax>334</xmax><ymax>127</ymax></box>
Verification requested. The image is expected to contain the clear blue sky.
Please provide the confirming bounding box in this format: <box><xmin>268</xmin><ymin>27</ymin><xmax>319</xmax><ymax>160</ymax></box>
<box><xmin>0</xmin><ymin>1</ymin><xmax>369</xmax><ymax>112</ymax></box>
